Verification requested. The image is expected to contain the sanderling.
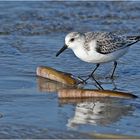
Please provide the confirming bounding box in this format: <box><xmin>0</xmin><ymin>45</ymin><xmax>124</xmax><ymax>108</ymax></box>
<box><xmin>56</xmin><ymin>32</ymin><xmax>140</xmax><ymax>89</ymax></box>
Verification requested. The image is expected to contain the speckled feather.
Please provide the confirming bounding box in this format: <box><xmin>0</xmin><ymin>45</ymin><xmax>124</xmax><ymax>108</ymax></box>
<box><xmin>84</xmin><ymin>32</ymin><xmax>139</xmax><ymax>54</ymax></box>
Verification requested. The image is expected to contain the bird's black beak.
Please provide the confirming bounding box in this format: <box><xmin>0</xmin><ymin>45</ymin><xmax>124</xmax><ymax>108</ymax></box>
<box><xmin>56</xmin><ymin>44</ymin><xmax>68</xmax><ymax>57</ymax></box>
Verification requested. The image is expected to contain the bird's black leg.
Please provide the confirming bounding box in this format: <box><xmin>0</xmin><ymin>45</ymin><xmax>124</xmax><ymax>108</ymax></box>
<box><xmin>80</xmin><ymin>64</ymin><xmax>103</xmax><ymax>90</ymax></box>
<box><xmin>91</xmin><ymin>74</ymin><xmax>104</xmax><ymax>90</ymax></box>
<box><xmin>90</xmin><ymin>64</ymin><xmax>104</xmax><ymax>90</ymax></box>
<box><xmin>111</xmin><ymin>61</ymin><xmax>117</xmax><ymax>79</ymax></box>
<box><xmin>81</xmin><ymin>64</ymin><xmax>100</xmax><ymax>82</ymax></box>
<box><xmin>90</xmin><ymin>64</ymin><xmax>100</xmax><ymax>76</ymax></box>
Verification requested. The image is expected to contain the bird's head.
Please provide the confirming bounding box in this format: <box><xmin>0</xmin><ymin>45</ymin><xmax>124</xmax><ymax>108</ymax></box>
<box><xmin>56</xmin><ymin>32</ymin><xmax>85</xmax><ymax>57</ymax></box>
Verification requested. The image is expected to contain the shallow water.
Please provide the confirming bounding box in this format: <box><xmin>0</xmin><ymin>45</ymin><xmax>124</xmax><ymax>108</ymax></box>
<box><xmin>0</xmin><ymin>1</ymin><xmax>140</xmax><ymax>138</ymax></box>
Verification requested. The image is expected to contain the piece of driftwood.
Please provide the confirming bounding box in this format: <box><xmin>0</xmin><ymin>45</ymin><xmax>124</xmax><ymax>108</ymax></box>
<box><xmin>58</xmin><ymin>88</ymin><xmax>137</xmax><ymax>99</ymax></box>
<box><xmin>36</xmin><ymin>66</ymin><xmax>81</xmax><ymax>86</ymax></box>
<box><xmin>59</xmin><ymin>97</ymin><xmax>113</xmax><ymax>105</ymax></box>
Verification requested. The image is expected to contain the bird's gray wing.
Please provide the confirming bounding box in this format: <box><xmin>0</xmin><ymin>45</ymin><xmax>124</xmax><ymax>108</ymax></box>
<box><xmin>95</xmin><ymin>32</ymin><xmax>138</xmax><ymax>54</ymax></box>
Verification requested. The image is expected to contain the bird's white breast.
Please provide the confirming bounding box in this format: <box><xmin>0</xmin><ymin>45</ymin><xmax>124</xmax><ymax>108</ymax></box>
<box><xmin>72</xmin><ymin>40</ymin><xmax>129</xmax><ymax>64</ymax></box>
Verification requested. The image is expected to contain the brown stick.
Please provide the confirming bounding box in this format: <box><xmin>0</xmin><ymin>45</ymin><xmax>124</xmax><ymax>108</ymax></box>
<box><xmin>36</xmin><ymin>66</ymin><xmax>80</xmax><ymax>86</ymax></box>
<box><xmin>58</xmin><ymin>88</ymin><xmax>137</xmax><ymax>99</ymax></box>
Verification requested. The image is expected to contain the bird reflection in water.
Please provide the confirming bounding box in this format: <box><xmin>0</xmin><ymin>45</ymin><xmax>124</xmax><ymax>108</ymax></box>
<box><xmin>65</xmin><ymin>98</ymin><xmax>134</xmax><ymax>129</ymax></box>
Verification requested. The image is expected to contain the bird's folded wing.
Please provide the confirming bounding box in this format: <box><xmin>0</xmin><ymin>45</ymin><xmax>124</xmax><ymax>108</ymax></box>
<box><xmin>96</xmin><ymin>33</ymin><xmax>137</xmax><ymax>54</ymax></box>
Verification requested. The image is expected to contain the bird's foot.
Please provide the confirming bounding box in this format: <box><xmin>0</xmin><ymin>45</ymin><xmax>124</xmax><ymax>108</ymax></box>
<box><xmin>78</xmin><ymin>74</ymin><xmax>104</xmax><ymax>90</ymax></box>
<box><xmin>105</xmin><ymin>75</ymin><xmax>118</xmax><ymax>80</ymax></box>
<box><xmin>76</xmin><ymin>77</ymin><xmax>87</xmax><ymax>85</ymax></box>
<box><xmin>77</xmin><ymin>74</ymin><xmax>92</xmax><ymax>84</ymax></box>
<box><xmin>110</xmin><ymin>75</ymin><xmax>115</xmax><ymax>80</ymax></box>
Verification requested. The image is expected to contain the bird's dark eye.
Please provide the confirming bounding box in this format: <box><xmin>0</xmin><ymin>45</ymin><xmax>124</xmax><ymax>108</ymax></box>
<box><xmin>70</xmin><ymin>38</ymin><xmax>75</xmax><ymax>42</ymax></box>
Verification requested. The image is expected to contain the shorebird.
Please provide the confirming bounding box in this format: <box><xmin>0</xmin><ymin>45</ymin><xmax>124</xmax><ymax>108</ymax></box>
<box><xmin>56</xmin><ymin>32</ymin><xmax>140</xmax><ymax>89</ymax></box>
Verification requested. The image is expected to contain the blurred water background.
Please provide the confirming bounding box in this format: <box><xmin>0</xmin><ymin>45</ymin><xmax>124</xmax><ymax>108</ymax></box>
<box><xmin>0</xmin><ymin>1</ymin><xmax>140</xmax><ymax>138</ymax></box>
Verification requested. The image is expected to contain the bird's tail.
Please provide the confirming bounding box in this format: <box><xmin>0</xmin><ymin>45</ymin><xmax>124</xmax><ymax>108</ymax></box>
<box><xmin>127</xmin><ymin>35</ymin><xmax>140</xmax><ymax>41</ymax></box>
<box><xmin>125</xmin><ymin>35</ymin><xmax>140</xmax><ymax>47</ymax></box>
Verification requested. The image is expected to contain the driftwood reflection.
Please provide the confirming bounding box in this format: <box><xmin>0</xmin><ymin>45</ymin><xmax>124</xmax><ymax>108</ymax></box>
<box><xmin>37</xmin><ymin>77</ymin><xmax>70</xmax><ymax>92</ymax></box>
